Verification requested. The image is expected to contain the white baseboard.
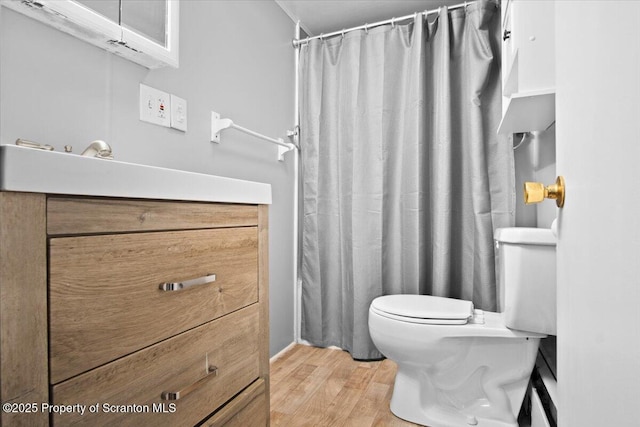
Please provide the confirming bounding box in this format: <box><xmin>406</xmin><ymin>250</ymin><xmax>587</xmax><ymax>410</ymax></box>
<box><xmin>269</xmin><ymin>341</ymin><xmax>345</xmax><ymax>364</ymax></box>
<box><xmin>269</xmin><ymin>341</ymin><xmax>297</xmax><ymax>363</ymax></box>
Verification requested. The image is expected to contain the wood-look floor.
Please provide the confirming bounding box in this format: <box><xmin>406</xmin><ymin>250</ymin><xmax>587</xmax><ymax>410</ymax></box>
<box><xmin>270</xmin><ymin>344</ymin><xmax>421</xmax><ymax>427</ymax></box>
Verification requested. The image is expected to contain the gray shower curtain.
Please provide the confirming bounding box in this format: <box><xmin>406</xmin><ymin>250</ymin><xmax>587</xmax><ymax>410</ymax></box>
<box><xmin>300</xmin><ymin>1</ymin><xmax>513</xmax><ymax>360</ymax></box>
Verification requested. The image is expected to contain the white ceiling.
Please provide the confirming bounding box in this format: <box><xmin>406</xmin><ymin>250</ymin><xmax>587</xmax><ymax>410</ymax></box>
<box><xmin>275</xmin><ymin>0</ymin><xmax>464</xmax><ymax>37</ymax></box>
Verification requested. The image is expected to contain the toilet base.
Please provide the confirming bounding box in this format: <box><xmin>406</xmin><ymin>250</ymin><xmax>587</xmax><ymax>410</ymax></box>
<box><xmin>368</xmin><ymin>304</ymin><xmax>543</xmax><ymax>427</ymax></box>
<box><xmin>389</xmin><ymin>350</ymin><xmax>535</xmax><ymax>427</ymax></box>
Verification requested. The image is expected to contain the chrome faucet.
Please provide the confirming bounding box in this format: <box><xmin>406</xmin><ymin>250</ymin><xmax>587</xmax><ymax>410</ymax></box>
<box><xmin>81</xmin><ymin>140</ymin><xmax>113</xmax><ymax>160</ymax></box>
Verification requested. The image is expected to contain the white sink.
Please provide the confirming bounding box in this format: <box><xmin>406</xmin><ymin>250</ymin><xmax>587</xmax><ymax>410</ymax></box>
<box><xmin>0</xmin><ymin>144</ymin><xmax>272</xmax><ymax>204</ymax></box>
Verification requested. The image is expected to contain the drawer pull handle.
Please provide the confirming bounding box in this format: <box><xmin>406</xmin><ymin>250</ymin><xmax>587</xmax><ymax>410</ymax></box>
<box><xmin>161</xmin><ymin>365</ymin><xmax>218</xmax><ymax>401</ymax></box>
<box><xmin>159</xmin><ymin>274</ymin><xmax>216</xmax><ymax>292</ymax></box>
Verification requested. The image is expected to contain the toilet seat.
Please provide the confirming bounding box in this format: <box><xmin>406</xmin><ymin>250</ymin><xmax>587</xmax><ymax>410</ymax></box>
<box><xmin>370</xmin><ymin>295</ymin><xmax>474</xmax><ymax>325</ymax></box>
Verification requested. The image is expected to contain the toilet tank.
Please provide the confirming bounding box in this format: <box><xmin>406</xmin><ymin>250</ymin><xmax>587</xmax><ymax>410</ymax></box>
<box><xmin>495</xmin><ymin>227</ymin><xmax>557</xmax><ymax>335</ymax></box>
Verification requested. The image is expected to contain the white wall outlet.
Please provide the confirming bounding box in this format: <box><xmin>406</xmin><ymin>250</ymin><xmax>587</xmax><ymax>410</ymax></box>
<box><xmin>170</xmin><ymin>94</ymin><xmax>187</xmax><ymax>132</ymax></box>
<box><xmin>211</xmin><ymin>111</ymin><xmax>221</xmax><ymax>143</ymax></box>
<box><xmin>139</xmin><ymin>83</ymin><xmax>171</xmax><ymax>127</ymax></box>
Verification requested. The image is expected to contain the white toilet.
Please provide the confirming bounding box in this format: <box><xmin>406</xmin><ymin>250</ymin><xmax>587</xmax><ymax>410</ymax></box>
<box><xmin>368</xmin><ymin>227</ymin><xmax>556</xmax><ymax>427</ymax></box>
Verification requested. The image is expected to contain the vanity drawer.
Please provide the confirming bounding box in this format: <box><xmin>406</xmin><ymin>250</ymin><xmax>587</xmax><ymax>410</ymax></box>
<box><xmin>51</xmin><ymin>304</ymin><xmax>261</xmax><ymax>427</ymax></box>
<box><xmin>203</xmin><ymin>378</ymin><xmax>268</xmax><ymax>427</ymax></box>
<box><xmin>49</xmin><ymin>227</ymin><xmax>258</xmax><ymax>384</ymax></box>
<box><xmin>47</xmin><ymin>197</ymin><xmax>259</xmax><ymax>235</ymax></box>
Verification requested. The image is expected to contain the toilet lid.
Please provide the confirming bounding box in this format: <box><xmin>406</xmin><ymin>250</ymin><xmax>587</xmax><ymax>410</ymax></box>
<box><xmin>371</xmin><ymin>295</ymin><xmax>474</xmax><ymax>324</ymax></box>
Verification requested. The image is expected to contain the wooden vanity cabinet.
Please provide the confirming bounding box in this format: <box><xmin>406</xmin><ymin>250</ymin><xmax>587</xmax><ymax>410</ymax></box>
<box><xmin>0</xmin><ymin>192</ymin><xmax>270</xmax><ymax>426</ymax></box>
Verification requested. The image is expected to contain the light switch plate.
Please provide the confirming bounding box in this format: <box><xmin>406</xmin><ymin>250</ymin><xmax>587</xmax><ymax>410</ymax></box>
<box><xmin>170</xmin><ymin>94</ymin><xmax>187</xmax><ymax>132</ymax></box>
<box><xmin>139</xmin><ymin>83</ymin><xmax>171</xmax><ymax>127</ymax></box>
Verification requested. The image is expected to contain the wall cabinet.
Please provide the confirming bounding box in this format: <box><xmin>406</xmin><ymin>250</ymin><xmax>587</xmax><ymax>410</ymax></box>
<box><xmin>0</xmin><ymin>0</ymin><xmax>179</xmax><ymax>68</ymax></box>
<box><xmin>0</xmin><ymin>193</ymin><xmax>269</xmax><ymax>426</ymax></box>
<box><xmin>498</xmin><ymin>0</ymin><xmax>555</xmax><ymax>134</ymax></box>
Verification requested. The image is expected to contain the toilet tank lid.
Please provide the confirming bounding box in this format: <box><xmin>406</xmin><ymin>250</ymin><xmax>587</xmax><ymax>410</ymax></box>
<box><xmin>494</xmin><ymin>227</ymin><xmax>556</xmax><ymax>246</ymax></box>
<box><xmin>371</xmin><ymin>295</ymin><xmax>474</xmax><ymax>320</ymax></box>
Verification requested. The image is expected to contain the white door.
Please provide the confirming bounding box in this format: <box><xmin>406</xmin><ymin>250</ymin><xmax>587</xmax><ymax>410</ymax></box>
<box><xmin>556</xmin><ymin>1</ymin><xmax>640</xmax><ymax>425</ymax></box>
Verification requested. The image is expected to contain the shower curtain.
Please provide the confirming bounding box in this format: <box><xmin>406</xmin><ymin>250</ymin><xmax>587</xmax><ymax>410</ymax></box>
<box><xmin>299</xmin><ymin>0</ymin><xmax>513</xmax><ymax>359</ymax></box>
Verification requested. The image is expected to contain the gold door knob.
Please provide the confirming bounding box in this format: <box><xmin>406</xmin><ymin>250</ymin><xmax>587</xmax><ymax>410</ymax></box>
<box><xmin>524</xmin><ymin>176</ymin><xmax>565</xmax><ymax>208</ymax></box>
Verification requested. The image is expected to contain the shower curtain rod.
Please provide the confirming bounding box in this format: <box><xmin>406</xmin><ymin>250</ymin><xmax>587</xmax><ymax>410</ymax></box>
<box><xmin>292</xmin><ymin>0</ymin><xmax>486</xmax><ymax>48</ymax></box>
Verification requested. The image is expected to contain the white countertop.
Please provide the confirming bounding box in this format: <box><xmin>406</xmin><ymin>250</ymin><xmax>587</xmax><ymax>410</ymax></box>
<box><xmin>0</xmin><ymin>144</ymin><xmax>272</xmax><ymax>204</ymax></box>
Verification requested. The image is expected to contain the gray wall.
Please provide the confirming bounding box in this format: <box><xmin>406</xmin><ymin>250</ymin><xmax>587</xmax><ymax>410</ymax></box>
<box><xmin>0</xmin><ymin>1</ymin><xmax>296</xmax><ymax>356</ymax></box>
<box><xmin>514</xmin><ymin>125</ymin><xmax>557</xmax><ymax>228</ymax></box>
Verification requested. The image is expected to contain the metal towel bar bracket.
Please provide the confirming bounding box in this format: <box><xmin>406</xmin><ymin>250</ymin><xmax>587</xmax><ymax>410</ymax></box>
<box><xmin>210</xmin><ymin>111</ymin><xmax>297</xmax><ymax>161</ymax></box>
